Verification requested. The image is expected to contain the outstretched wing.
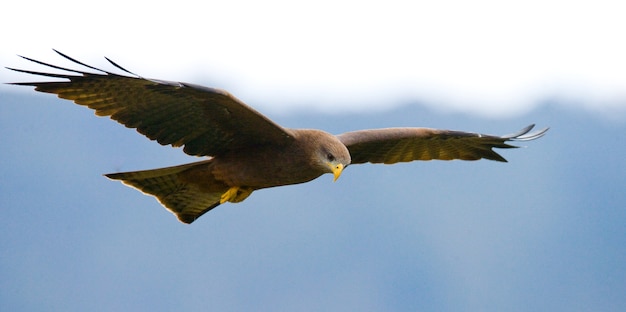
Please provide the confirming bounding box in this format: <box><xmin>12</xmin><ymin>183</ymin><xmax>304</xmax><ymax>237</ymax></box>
<box><xmin>7</xmin><ymin>50</ymin><xmax>293</xmax><ymax>156</ymax></box>
<box><xmin>337</xmin><ymin>124</ymin><xmax>548</xmax><ymax>164</ymax></box>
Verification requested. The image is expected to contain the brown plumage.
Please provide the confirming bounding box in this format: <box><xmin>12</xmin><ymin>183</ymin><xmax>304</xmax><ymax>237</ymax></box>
<box><xmin>7</xmin><ymin>51</ymin><xmax>548</xmax><ymax>224</ymax></box>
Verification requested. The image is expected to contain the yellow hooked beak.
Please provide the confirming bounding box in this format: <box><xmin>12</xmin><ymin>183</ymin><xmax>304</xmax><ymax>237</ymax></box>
<box><xmin>329</xmin><ymin>163</ymin><xmax>344</xmax><ymax>182</ymax></box>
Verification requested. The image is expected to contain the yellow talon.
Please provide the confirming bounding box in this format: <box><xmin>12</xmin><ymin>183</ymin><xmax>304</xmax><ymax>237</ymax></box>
<box><xmin>220</xmin><ymin>186</ymin><xmax>254</xmax><ymax>204</ymax></box>
<box><xmin>220</xmin><ymin>186</ymin><xmax>240</xmax><ymax>204</ymax></box>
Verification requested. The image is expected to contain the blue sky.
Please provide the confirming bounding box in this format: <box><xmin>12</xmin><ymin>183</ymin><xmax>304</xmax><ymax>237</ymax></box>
<box><xmin>2</xmin><ymin>1</ymin><xmax>625</xmax><ymax>311</ymax></box>
<box><xmin>1</xmin><ymin>94</ymin><xmax>624</xmax><ymax>311</ymax></box>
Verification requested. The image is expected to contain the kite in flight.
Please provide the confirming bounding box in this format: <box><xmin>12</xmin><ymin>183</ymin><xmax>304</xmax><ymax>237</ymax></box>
<box><xmin>8</xmin><ymin>51</ymin><xmax>548</xmax><ymax>224</ymax></box>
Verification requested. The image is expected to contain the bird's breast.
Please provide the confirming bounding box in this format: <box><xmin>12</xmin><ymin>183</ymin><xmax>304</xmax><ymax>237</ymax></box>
<box><xmin>212</xmin><ymin>145</ymin><xmax>322</xmax><ymax>189</ymax></box>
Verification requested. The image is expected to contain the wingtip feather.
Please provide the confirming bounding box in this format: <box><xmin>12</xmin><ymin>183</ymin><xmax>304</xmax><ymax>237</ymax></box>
<box><xmin>104</xmin><ymin>56</ymin><xmax>139</xmax><ymax>77</ymax></box>
<box><xmin>504</xmin><ymin>124</ymin><xmax>549</xmax><ymax>141</ymax></box>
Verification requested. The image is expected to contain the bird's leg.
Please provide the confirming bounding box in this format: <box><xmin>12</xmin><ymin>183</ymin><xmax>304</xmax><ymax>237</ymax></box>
<box><xmin>220</xmin><ymin>186</ymin><xmax>253</xmax><ymax>204</ymax></box>
<box><xmin>220</xmin><ymin>187</ymin><xmax>239</xmax><ymax>203</ymax></box>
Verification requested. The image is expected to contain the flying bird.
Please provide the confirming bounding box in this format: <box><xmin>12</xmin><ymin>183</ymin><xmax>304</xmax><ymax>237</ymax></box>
<box><xmin>8</xmin><ymin>51</ymin><xmax>548</xmax><ymax>224</ymax></box>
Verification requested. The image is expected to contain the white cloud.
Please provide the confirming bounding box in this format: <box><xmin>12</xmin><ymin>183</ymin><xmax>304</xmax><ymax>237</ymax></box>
<box><xmin>3</xmin><ymin>0</ymin><xmax>625</xmax><ymax>117</ymax></box>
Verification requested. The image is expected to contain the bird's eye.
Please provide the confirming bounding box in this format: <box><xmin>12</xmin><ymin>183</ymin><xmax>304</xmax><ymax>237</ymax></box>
<box><xmin>327</xmin><ymin>153</ymin><xmax>336</xmax><ymax>161</ymax></box>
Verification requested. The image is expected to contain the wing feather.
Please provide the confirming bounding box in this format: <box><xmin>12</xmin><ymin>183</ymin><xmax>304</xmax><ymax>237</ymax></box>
<box><xmin>7</xmin><ymin>51</ymin><xmax>293</xmax><ymax>156</ymax></box>
<box><xmin>337</xmin><ymin>125</ymin><xmax>548</xmax><ymax>164</ymax></box>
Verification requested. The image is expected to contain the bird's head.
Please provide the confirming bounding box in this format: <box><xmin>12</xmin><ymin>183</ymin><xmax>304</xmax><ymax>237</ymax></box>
<box><xmin>316</xmin><ymin>138</ymin><xmax>351</xmax><ymax>182</ymax></box>
<box><xmin>295</xmin><ymin>129</ymin><xmax>351</xmax><ymax>182</ymax></box>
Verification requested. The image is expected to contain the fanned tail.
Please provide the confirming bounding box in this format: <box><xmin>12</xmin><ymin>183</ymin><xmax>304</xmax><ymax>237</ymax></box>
<box><xmin>105</xmin><ymin>160</ymin><xmax>223</xmax><ymax>224</ymax></box>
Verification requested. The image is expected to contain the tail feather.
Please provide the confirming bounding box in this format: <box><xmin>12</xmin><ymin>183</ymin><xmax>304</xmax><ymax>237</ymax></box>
<box><xmin>105</xmin><ymin>160</ymin><xmax>223</xmax><ymax>224</ymax></box>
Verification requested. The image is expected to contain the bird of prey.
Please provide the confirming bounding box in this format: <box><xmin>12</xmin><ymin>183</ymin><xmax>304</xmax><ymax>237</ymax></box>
<box><xmin>8</xmin><ymin>51</ymin><xmax>548</xmax><ymax>224</ymax></box>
